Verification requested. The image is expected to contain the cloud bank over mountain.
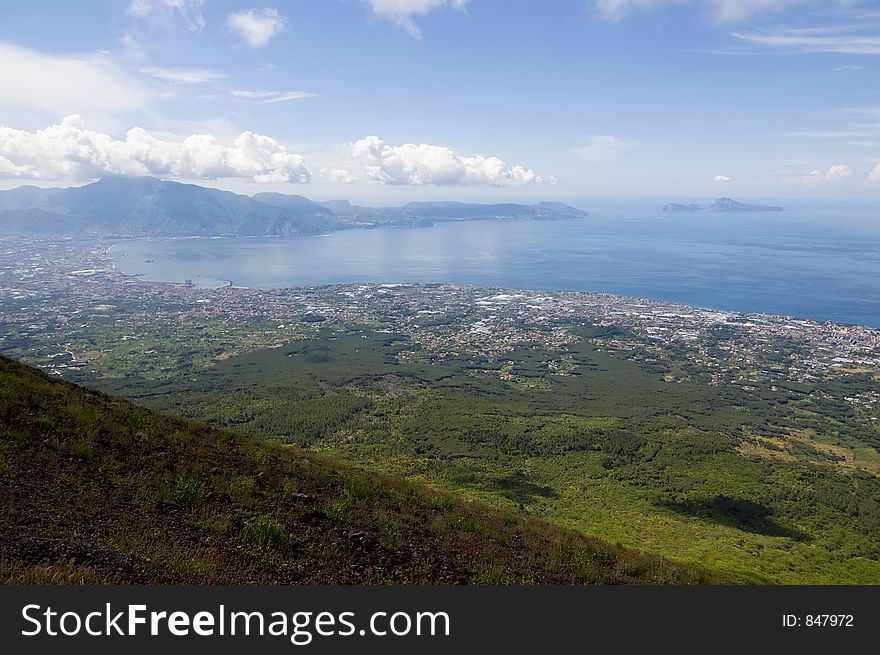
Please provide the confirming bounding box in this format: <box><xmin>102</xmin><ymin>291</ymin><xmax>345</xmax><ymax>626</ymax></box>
<box><xmin>0</xmin><ymin>116</ymin><xmax>311</xmax><ymax>183</ymax></box>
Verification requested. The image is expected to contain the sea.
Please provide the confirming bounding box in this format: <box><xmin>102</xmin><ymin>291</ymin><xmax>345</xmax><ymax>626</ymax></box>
<box><xmin>107</xmin><ymin>201</ymin><xmax>880</xmax><ymax>328</ymax></box>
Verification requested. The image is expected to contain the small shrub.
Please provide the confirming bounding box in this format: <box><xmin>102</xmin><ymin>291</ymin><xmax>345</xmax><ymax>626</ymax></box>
<box><xmin>228</xmin><ymin>475</ymin><xmax>257</xmax><ymax>505</ymax></box>
<box><xmin>431</xmin><ymin>513</ymin><xmax>478</xmax><ymax>538</ymax></box>
<box><xmin>64</xmin><ymin>402</ymin><xmax>103</xmax><ymax>427</ymax></box>
<box><xmin>34</xmin><ymin>416</ymin><xmax>56</xmax><ymax>431</ymax></box>
<box><xmin>189</xmin><ymin>510</ymin><xmax>231</xmax><ymax>535</ymax></box>
<box><xmin>68</xmin><ymin>438</ymin><xmax>95</xmax><ymax>460</ymax></box>
<box><xmin>470</xmin><ymin>565</ymin><xmax>514</xmax><ymax>585</ymax></box>
<box><xmin>374</xmin><ymin>511</ymin><xmax>402</xmax><ymax>549</ymax></box>
<box><xmin>171</xmin><ymin>472</ymin><xmax>205</xmax><ymax>505</ymax></box>
<box><xmin>342</xmin><ymin>474</ymin><xmax>375</xmax><ymax>506</ymax></box>
<box><xmin>242</xmin><ymin>514</ymin><xmax>288</xmax><ymax>548</ymax></box>
<box><xmin>282</xmin><ymin>479</ymin><xmax>300</xmax><ymax>496</ymax></box>
<box><xmin>429</xmin><ymin>495</ymin><xmax>457</xmax><ymax>512</ymax></box>
<box><xmin>323</xmin><ymin>474</ymin><xmax>376</xmax><ymax>521</ymax></box>
<box><xmin>247</xmin><ymin>447</ymin><xmax>271</xmax><ymax>468</ymax></box>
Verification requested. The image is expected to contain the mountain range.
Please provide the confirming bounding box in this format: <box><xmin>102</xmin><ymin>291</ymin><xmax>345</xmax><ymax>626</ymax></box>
<box><xmin>662</xmin><ymin>198</ymin><xmax>784</xmax><ymax>213</ymax></box>
<box><xmin>0</xmin><ymin>176</ymin><xmax>589</xmax><ymax>237</ymax></box>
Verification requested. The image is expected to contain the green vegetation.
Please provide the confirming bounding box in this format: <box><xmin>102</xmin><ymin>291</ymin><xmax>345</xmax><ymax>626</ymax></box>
<box><xmin>88</xmin><ymin>329</ymin><xmax>880</xmax><ymax>584</ymax></box>
<box><xmin>0</xmin><ymin>355</ymin><xmax>711</xmax><ymax>585</ymax></box>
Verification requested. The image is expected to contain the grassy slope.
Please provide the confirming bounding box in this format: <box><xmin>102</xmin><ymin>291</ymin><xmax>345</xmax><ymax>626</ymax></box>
<box><xmin>0</xmin><ymin>355</ymin><xmax>714</xmax><ymax>585</ymax></box>
<box><xmin>95</xmin><ymin>332</ymin><xmax>880</xmax><ymax>584</ymax></box>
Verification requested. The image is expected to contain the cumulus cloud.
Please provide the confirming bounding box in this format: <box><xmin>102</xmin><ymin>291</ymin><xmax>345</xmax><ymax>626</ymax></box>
<box><xmin>365</xmin><ymin>0</ymin><xmax>467</xmax><ymax>38</ymax></box>
<box><xmin>802</xmin><ymin>164</ymin><xmax>853</xmax><ymax>182</ymax></box>
<box><xmin>225</xmin><ymin>8</ymin><xmax>287</xmax><ymax>47</ymax></box>
<box><xmin>0</xmin><ymin>115</ymin><xmax>311</xmax><ymax>183</ymax></box>
<box><xmin>866</xmin><ymin>164</ymin><xmax>880</xmax><ymax>183</ymax></box>
<box><xmin>713</xmin><ymin>174</ymin><xmax>732</xmax><ymax>183</ymax></box>
<box><xmin>128</xmin><ymin>0</ymin><xmax>205</xmax><ymax>31</ymax></box>
<box><xmin>574</xmin><ymin>135</ymin><xmax>633</xmax><ymax>162</ymax></box>
<box><xmin>0</xmin><ymin>42</ymin><xmax>151</xmax><ymax>117</ymax></box>
<box><xmin>826</xmin><ymin>164</ymin><xmax>853</xmax><ymax>179</ymax></box>
<box><xmin>320</xmin><ymin>168</ymin><xmax>358</xmax><ymax>184</ymax></box>
<box><xmin>350</xmin><ymin>136</ymin><xmax>541</xmax><ymax>186</ymax></box>
<box><xmin>141</xmin><ymin>66</ymin><xmax>227</xmax><ymax>83</ymax></box>
<box><xmin>231</xmin><ymin>89</ymin><xmax>318</xmax><ymax>104</ymax></box>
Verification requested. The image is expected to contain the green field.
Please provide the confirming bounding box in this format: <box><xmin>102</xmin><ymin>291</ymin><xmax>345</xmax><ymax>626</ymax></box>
<box><xmin>88</xmin><ymin>327</ymin><xmax>880</xmax><ymax>584</ymax></box>
<box><xmin>2</xmin><ymin>354</ymin><xmax>712</xmax><ymax>584</ymax></box>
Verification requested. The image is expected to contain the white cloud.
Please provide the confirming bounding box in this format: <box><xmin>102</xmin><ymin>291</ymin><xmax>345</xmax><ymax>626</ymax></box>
<box><xmin>596</xmin><ymin>0</ymin><xmax>833</xmax><ymax>23</ymax></box>
<box><xmin>350</xmin><ymin>136</ymin><xmax>541</xmax><ymax>186</ymax></box>
<box><xmin>712</xmin><ymin>0</ymin><xmax>803</xmax><ymax>22</ymax></box>
<box><xmin>128</xmin><ymin>0</ymin><xmax>205</xmax><ymax>31</ymax></box>
<box><xmin>225</xmin><ymin>8</ymin><xmax>287</xmax><ymax>47</ymax></box>
<box><xmin>365</xmin><ymin>0</ymin><xmax>467</xmax><ymax>38</ymax></box>
<box><xmin>868</xmin><ymin>163</ymin><xmax>880</xmax><ymax>183</ymax></box>
<box><xmin>595</xmin><ymin>0</ymin><xmax>675</xmax><ymax>20</ymax></box>
<box><xmin>0</xmin><ymin>115</ymin><xmax>311</xmax><ymax>183</ymax></box>
<box><xmin>826</xmin><ymin>164</ymin><xmax>854</xmax><ymax>179</ymax></box>
<box><xmin>713</xmin><ymin>174</ymin><xmax>732</xmax><ymax>182</ymax></box>
<box><xmin>802</xmin><ymin>164</ymin><xmax>854</xmax><ymax>182</ymax></box>
<box><xmin>265</xmin><ymin>92</ymin><xmax>317</xmax><ymax>103</ymax></box>
<box><xmin>231</xmin><ymin>89</ymin><xmax>318</xmax><ymax>104</ymax></box>
<box><xmin>781</xmin><ymin>128</ymin><xmax>880</xmax><ymax>138</ymax></box>
<box><xmin>320</xmin><ymin>168</ymin><xmax>358</xmax><ymax>184</ymax></box>
<box><xmin>574</xmin><ymin>135</ymin><xmax>633</xmax><ymax>162</ymax></box>
<box><xmin>781</xmin><ymin>106</ymin><xmax>880</xmax><ymax>142</ymax></box>
<box><xmin>141</xmin><ymin>66</ymin><xmax>227</xmax><ymax>83</ymax></box>
<box><xmin>120</xmin><ymin>34</ymin><xmax>148</xmax><ymax>61</ymax></box>
<box><xmin>734</xmin><ymin>27</ymin><xmax>880</xmax><ymax>55</ymax></box>
<box><xmin>0</xmin><ymin>42</ymin><xmax>151</xmax><ymax>117</ymax></box>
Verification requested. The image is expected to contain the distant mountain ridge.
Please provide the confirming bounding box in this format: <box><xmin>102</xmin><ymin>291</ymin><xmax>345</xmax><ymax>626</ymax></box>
<box><xmin>663</xmin><ymin>197</ymin><xmax>784</xmax><ymax>213</ymax></box>
<box><xmin>0</xmin><ymin>176</ymin><xmax>589</xmax><ymax>237</ymax></box>
<box><xmin>256</xmin><ymin>194</ymin><xmax>589</xmax><ymax>228</ymax></box>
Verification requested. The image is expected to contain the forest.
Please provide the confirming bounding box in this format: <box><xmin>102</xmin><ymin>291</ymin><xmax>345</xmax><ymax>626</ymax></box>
<box><xmin>88</xmin><ymin>327</ymin><xmax>880</xmax><ymax>584</ymax></box>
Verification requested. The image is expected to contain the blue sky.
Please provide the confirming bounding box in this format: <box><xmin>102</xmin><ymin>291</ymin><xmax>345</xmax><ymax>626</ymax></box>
<box><xmin>0</xmin><ymin>0</ymin><xmax>878</xmax><ymax>204</ymax></box>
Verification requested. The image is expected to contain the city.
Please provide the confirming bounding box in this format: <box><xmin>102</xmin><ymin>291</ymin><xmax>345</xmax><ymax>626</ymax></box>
<box><xmin>2</xmin><ymin>237</ymin><xmax>878</xmax><ymax>400</ymax></box>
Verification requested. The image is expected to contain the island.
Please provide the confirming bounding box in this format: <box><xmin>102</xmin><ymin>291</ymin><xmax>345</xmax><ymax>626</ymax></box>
<box><xmin>663</xmin><ymin>197</ymin><xmax>784</xmax><ymax>213</ymax></box>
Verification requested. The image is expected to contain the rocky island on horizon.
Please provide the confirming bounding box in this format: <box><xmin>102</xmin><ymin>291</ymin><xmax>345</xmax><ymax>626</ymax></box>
<box><xmin>663</xmin><ymin>197</ymin><xmax>784</xmax><ymax>213</ymax></box>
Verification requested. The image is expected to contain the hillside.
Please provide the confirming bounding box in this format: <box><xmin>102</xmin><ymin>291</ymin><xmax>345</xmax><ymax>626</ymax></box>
<box><xmin>0</xmin><ymin>177</ymin><xmax>349</xmax><ymax>237</ymax></box>
<box><xmin>255</xmin><ymin>195</ymin><xmax>590</xmax><ymax>227</ymax></box>
<box><xmin>0</xmin><ymin>355</ymin><xmax>712</xmax><ymax>585</ymax></box>
<box><xmin>0</xmin><ymin>177</ymin><xmax>589</xmax><ymax>237</ymax></box>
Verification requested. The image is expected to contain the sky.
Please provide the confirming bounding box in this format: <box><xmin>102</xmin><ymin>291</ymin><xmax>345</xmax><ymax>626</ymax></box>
<box><xmin>0</xmin><ymin>0</ymin><xmax>879</xmax><ymax>205</ymax></box>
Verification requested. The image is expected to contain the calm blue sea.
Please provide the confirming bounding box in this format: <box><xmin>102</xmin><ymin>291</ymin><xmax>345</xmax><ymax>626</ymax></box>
<box><xmin>107</xmin><ymin>202</ymin><xmax>880</xmax><ymax>327</ymax></box>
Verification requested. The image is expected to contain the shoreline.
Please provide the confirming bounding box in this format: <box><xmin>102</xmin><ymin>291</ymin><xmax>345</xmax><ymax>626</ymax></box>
<box><xmin>103</xmin><ymin>246</ymin><xmax>879</xmax><ymax>331</ymax></box>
